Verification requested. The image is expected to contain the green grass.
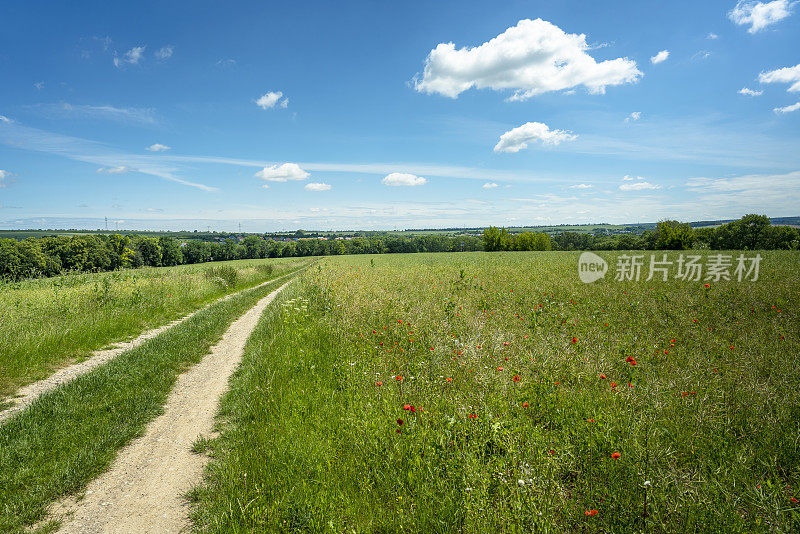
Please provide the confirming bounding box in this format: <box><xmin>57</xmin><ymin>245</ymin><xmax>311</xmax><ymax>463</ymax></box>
<box><xmin>0</xmin><ymin>257</ymin><xmax>303</xmax><ymax>398</ymax></box>
<box><xmin>0</xmin><ymin>267</ymin><xmax>305</xmax><ymax>533</ymax></box>
<box><xmin>190</xmin><ymin>251</ymin><xmax>800</xmax><ymax>532</ymax></box>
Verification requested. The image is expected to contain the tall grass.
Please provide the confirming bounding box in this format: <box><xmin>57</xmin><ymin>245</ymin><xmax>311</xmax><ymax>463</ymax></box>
<box><xmin>0</xmin><ymin>258</ymin><xmax>303</xmax><ymax>398</ymax></box>
<box><xmin>191</xmin><ymin>251</ymin><xmax>800</xmax><ymax>532</ymax></box>
<box><xmin>0</xmin><ymin>271</ymin><xmax>303</xmax><ymax>533</ymax></box>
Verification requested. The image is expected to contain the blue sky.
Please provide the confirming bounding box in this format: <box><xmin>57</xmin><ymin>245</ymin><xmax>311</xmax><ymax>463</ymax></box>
<box><xmin>1</xmin><ymin>0</ymin><xmax>798</xmax><ymax>231</ymax></box>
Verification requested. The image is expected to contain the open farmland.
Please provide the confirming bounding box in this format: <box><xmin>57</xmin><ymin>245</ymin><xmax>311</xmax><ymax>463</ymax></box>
<box><xmin>0</xmin><ymin>257</ymin><xmax>304</xmax><ymax>400</ymax></box>
<box><xmin>190</xmin><ymin>251</ymin><xmax>800</xmax><ymax>532</ymax></box>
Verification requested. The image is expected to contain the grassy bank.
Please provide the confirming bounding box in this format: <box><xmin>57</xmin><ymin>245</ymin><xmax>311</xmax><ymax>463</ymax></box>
<box><xmin>0</xmin><ymin>257</ymin><xmax>304</xmax><ymax>398</ymax></box>
<box><xmin>190</xmin><ymin>251</ymin><xmax>800</xmax><ymax>532</ymax></box>
<box><xmin>0</xmin><ymin>267</ymin><xmax>303</xmax><ymax>533</ymax></box>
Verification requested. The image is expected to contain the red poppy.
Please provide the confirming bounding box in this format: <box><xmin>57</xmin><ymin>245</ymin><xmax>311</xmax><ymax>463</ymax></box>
<box><xmin>704</xmin><ymin>283</ymin><xmax>711</xmax><ymax>288</ymax></box>
<box><xmin>446</xmin><ymin>377</ymin><xmax>453</xmax><ymax>382</ymax></box>
<box><xmin>403</xmin><ymin>405</ymin><xmax>411</xmax><ymax>411</ymax></box>
<box><xmin>587</xmin><ymin>418</ymin><xmax>595</xmax><ymax>423</ymax></box>
<box><xmin>397</xmin><ymin>419</ymin><xmax>403</xmax><ymax>425</ymax></box>
<box><xmin>395</xmin><ymin>376</ymin><xmax>403</xmax><ymax>381</ymax></box>
<box><xmin>497</xmin><ymin>367</ymin><xmax>504</xmax><ymax>372</ymax></box>
<box><xmin>611</xmin><ymin>452</ymin><xmax>621</xmax><ymax>459</ymax></box>
<box><xmin>522</xmin><ymin>402</ymin><xmax>529</xmax><ymax>408</ymax></box>
<box><xmin>599</xmin><ymin>374</ymin><xmax>607</xmax><ymax>379</ymax></box>
<box><xmin>585</xmin><ymin>510</ymin><xmax>599</xmax><ymax>516</ymax></box>
<box><xmin>610</xmin><ymin>382</ymin><xmax>617</xmax><ymax>389</ymax></box>
<box><xmin>513</xmin><ymin>374</ymin><xmax>521</xmax><ymax>382</ymax></box>
<box><xmin>469</xmin><ymin>414</ymin><xmax>477</xmax><ymax>419</ymax></box>
<box><xmin>396</xmin><ymin>429</ymin><xmax>402</xmax><ymax>433</ymax></box>
<box><xmin>571</xmin><ymin>337</ymin><xmax>577</xmax><ymax>343</ymax></box>
<box><xmin>376</xmin><ymin>381</ymin><xmax>383</xmax><ymax>386</ymax></box>
<box><xmin>791</xmin><ymin>497</ymin><xmax>798</xmax><ymax>503</ymax></box>
<box><xmin>503</xmin><ymin>341</ymin><xmax>509</xmax><ymax>346</ymax></box>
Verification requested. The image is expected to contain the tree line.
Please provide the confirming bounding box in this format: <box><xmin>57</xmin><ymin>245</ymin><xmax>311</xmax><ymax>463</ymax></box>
<box><xmin>0</xmin><ymin>233</ymin><xmax>483</xmax><ymax>281</ymax></box>
<box><xmin>1</xmin><ymin>214</ymin><xmax>796</xmax><ymax>282</ymax></box>
<box><xmin>483</xmin><ymin>214</ymin><xmax>799</xmax><ymax>252</ymax></box>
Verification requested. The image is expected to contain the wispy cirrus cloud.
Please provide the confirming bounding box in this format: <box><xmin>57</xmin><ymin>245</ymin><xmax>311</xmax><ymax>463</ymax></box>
<box><xmin>27</xmin><ymin>102</ymin><xmax>159</xmax><ymax>125</ymax></box>
<box><xmin>114</xmin><ymin>46</ymin><xmax>146</xmax><ymax>67</ymax></box>
<box><xmin>0</xmin><ymin>120</ymin><xmax>216</xmax><ymax>191</ymax></box>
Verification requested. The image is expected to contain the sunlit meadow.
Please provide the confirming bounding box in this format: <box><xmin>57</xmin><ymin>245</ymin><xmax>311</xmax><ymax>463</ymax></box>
<box><xmin>191</xmin><ymin>251</ymin><xmax>800</xmax><ymax>532</ymax></box>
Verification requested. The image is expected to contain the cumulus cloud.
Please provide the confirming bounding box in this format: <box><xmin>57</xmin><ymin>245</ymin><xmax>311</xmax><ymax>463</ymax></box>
<box><xmin>493</xmin><ymin>122</ymin><xmax>577</xmax><ymax>153</ymax></box>
<box><xmin>305</xmin><ymin>182</ymin><xmax>332</xmax><ymax>191</ymax></box>
<box><xmin>625</xmin><ymin>111</ymin><xmax>642</xmax><ymax>122</ymax></box>
<box><xmin>759</xmin><ymin>63</ymin><xmax>800</xmax><ymax>92</ymax></box>
<box><xmin>146</xmin><ymin>143</ymin><xmax>171</xmax><ymax>152</ymax></box>
<box><xmin>738</xmin><ymin>87</ymin><xmax>763</xmax><ymax>96</ymax></box>
<box><xmin>114</xmin><ymin>46</ymin><xmax>146</xmax><ymax>67</ymax></box>
<box><xmin>97</xmin><ymin>165</ymin><xmax>131</xmax><ymax>174</ymax></box>
<box><xmin>155</xmin><ymin>45</ymin><xmax>174</xmax><ymax>60</ymax></box>
<box><xmin>255</xmin><ymin>163</ymin><xmax>309</xmax><ymax>182</ymax></box>
<box><xmin>774</xmin><ymin>101</ymin><xmax>800</xmax><ymax>113</ymax></box>
<box><xmin>382</xmin><ymin>173</ymin><xmax>427</xmax><ymax>186</ymax></box>
<box><xmin>482</xmin><ymin>182</ymin><xmax>499</xmax><ymax>189</ymax></box>
<box><xmin>729</xmin><ymin>0</ymin><xmax>793</xmax><ymax>33</ymax></box>
<box><xmin>650</xmin><ymin>50</ymin><xmax>669</xmax><ymax>64</ymax></box>
<box><xmin>414</xmin><ymin>18</ymin><xmax>641</xmax><ymax>101</ymax></box>
<box><xmin>256</xmin><ymin>91</ymin><xmax>289</xmax><ymax>109</ymax></box>
<box><xmin>569</xmin><ymin>183</ymin><xmax>593</xmax><ymax>189</ymax></box>
<box><xmin>620</xmin><ymin>179</ymin><xmax>661</xmax><ymax>191</ymax></box>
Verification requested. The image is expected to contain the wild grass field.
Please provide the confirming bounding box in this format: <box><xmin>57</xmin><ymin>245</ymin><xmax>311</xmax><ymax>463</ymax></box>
<box><xmin>191</xmin><ymin>251</ymin><xmax>799</xmax><ymax>532</ymax></box>
<box><xmin>0</xmin><ymin>257</ymin><xmax>304</xmax><ymax>399</ymax></box>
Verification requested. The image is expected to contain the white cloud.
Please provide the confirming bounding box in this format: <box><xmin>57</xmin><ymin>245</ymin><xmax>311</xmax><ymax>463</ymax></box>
<box><xmin>692</xmin><ymin>50</ymin><xmax>712</xmax><ymax>60</ymax></box>
<box><xmin>774</xmin><ymin>101</ymin><xmax>800</xmax><ymax>113</ymax></box>
<box><xmin>34</xmin><ymin>81</ymin><xmax>44</xmax><ymax>90</ymax></box>
<box><xmin>759</xmin><ymin>63</ymin><xmax>800</xmax><ymax>92</ymax></box>
<box><xmin>146</xmin><ymin>143</ymin><xmax>171</xmax><ymax>152</ymax></box>
<box><xmin>114</xmin><ymin>46</ymin><xmax>146</xmax><ymax>67</ymax></box>
<box><xmin>31</xmin><ymin>103</ymin><xmax>158</xmax><ymax>125</ymax></box>
<box><xmin>707</xmin><ymin>32</ymin><xmax>720</xmax><ymax>39</ymax></box>
<box><xmin>0</xmin><ymin>169</ymin><xmax>9</xmax><ymax>187</ymax></box>
<box><xmin>622</xmin><ymin>174</ymin><xmax>634</xmax><ymax>181</ymax></box>
<box><xmin>255</xmin><ymin>163</ymin><xmax>309</xmax><ymax>182</ymax></box>
<box><xmin>382</xmin><ymin>173</ymin><xmax>427</xmax><ymax>186</ymax></box>
<box><xmin>569</xmin><ymin>183</ymin><xmax>593</xmax><ymax>189</ymax></box>
<box><xmin>738</xmin><ymin>87</ymin><xmax>763</xmax><ymax>96</ymax></box>
<box><xmin>494</xmin><ymin>122</ymin><xmax>577</xmax><ymax>153</ymax></box>
<box><xmin>0</xmin><ymin>115</ymin><xmax>12</xmax><ymax>123</ymax></box>
<box><xmin>625</xmin><ymin>111</ymin><xmax>642</xmax><ymax>122</ymax></box>
<box><xmin>620</xmin><ymin>180</ymin><xmax>661</xmax><ymax>191</ymax></box>
<box><xmin>97</xmin><ymin>166</ymin><xmax>131</xmax><ymax>174</ymax></box>
<box><xmin>155</xmin><ymin>45</ymin><xmax>173</xmax><ymax>60</ymax></box>
<box><xmin>650</xmin><ymin>50</ymin><xmax>669</xmax><ymax>64</ymax></box>
<box><xmin>414</xmin><ymin>18</ymin><xmax>641</xmax><ymax>101</ymax></box>
<box><xmin>305</xmin><ymin>182</ymin><xmax>332</xmax><ymax>191</ymax></box>
<box><xmin>729</xmin><ymin>0</ymin><xmax>793</xmax><ymax>33</ymax></box>
<box><xmin>256</xmin><ymin>91</ymin><xmax>289</xmax><ymax>110</ymax></box>
<box><xmin>482</xmin><ymin>182</ymin><xmax>499</xmax><ymax>189</ymax></box>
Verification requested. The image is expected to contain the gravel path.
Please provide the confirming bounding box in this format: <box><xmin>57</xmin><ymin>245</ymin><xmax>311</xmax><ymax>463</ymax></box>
<box><xmin>51</xmin><ymin>279</ymin><xmax>292</xmax><ymax>533</ymax></box>
<box><xmin>0</xmin><ymin>271</ymin><xmax>295</xmax><ymax>426</ymax></box>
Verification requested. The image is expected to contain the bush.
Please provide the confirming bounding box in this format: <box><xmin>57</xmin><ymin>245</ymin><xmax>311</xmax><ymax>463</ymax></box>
<box><xmin>204</xmin><ymin>265</ymin><xmax>238</xmax><ymax>288</ymax></box>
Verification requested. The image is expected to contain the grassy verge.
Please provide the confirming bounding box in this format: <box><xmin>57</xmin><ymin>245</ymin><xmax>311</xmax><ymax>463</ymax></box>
<box><xmin>0</xmin><ymin>257</ymin><xmax>304</xmax><ymax>398</ymax></box>
<box><xmin>0</xmin><ymin>266</ymin><xmax>303</xmax><ymax>534</ymax></box>
<box><xmin>190</xmin><ymin>252</ymin><xmax>800</xmax><ymax>532</ymax></box>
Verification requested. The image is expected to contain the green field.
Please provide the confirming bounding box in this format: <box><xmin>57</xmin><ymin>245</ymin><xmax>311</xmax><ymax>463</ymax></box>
<box><xmin>0</xmin><ymin>257</ymin><xmax>304</xmax><ymax>399</ymax></box>
<box><xmin>190</xmin><ymin>251</ymin><xmax>800</xmax><ymax>532</ymax></box>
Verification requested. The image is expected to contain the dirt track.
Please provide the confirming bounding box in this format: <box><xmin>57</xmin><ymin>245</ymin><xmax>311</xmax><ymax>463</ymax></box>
<box><xmin>0</xmin><ymin>271</ymin><xmax>295</xmax><ymax>425</ymax></box>
<box><xmin>50</xmin><ymin>279</ymin><xmax>292</xmax><ymax>533</ymax></box>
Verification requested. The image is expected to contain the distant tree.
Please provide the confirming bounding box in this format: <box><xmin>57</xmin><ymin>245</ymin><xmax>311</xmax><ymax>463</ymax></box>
<box><xmin>136</xmin><ymin>237</ymin><xmax>162</xmax><ymax>267</ymax></box>
<box><xmin>159</xmin><ymin>237</ymin><xmax>183</xmax><ymax>266</ymax></box>
<box><xmin>482</xmin><ymin>227</ymin><xmax>501</xmax><ymax>252</ymax></box>
<box><xmin>654</xmin><ymin>220</ymin><xmax>696</xmax><ymax>250</ymax></box>
<box><xmin>183</xmin><ymin>241</ymin><xmax>211</xmax><ymax>264</ymax></box>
